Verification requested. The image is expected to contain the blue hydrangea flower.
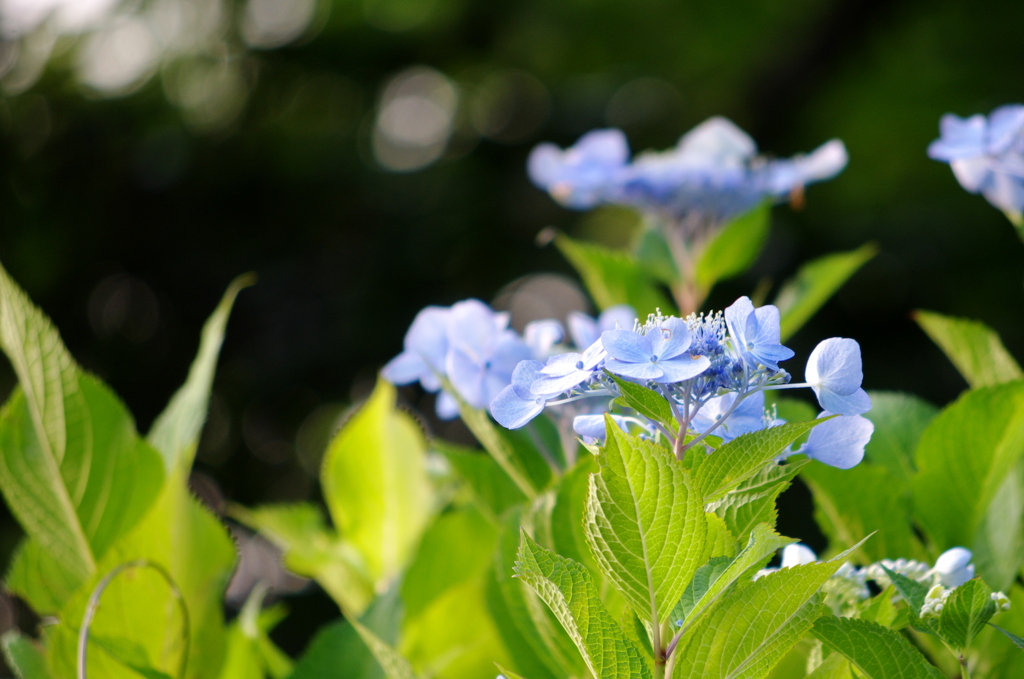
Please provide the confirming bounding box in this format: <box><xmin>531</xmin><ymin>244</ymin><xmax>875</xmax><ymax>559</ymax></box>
<box><xmin>690</xmin><ymin>390</ymin><xmax>766</xmax><ymax>441</ymax></box>
<box><xmin>527</xmin><ymin>129</ymin><xmax>630</xmax><ymax>209</ymax></box>
<box><xmin>490</xmin><ymin>360</ymin><xmax>549</xmax><ymax>429</ymax></box>
<box><xmin>572</xmin><ymin>413</ymin><xmax>645</xmax><ymax>445</ymax></box>
<box><xmin>602</xmin><ymin>316</ymin><xmax>711</xmax><ymax>383</ymax></box>
<box><xmin>382</xmin><ymin>306</ymin><xmax>451</xmax><ymax>392</ymax></box>
<box><xmin>724</xmin><ymin>296</ymin><xmax>794</xmax><ymax>370</ymax></box>
<box><xmin>805</xmin><ymin>338</ymin><xmax>871</xmax><ymax>415</ymax></box>
<box><xmin>567</xmin><ymin>305</ymin><xmax>636</xmax><ymax>349</ymax></box>
<box><xmin>928</xmin><ymin>105</ymin><xmax>1024</xmax><ymax>221</ymax></box>
<box><xmin>523</xmin><ymin>319</ymin><xmax>564</xmax><ymax>358</ymax></box>
<box><xmin>447</xmin><ymin>299</ymin><xmax>533</xmax><ymax>409</ymax></box>
<box><xmin>802</xmin><ymin>412</ymin><xmax>874</xmax><ymax>469</ymax></box>
<box><xmin>531</xmin><ymin>340</ymin><xmax>607</xmax><ymax>397</ymax></box>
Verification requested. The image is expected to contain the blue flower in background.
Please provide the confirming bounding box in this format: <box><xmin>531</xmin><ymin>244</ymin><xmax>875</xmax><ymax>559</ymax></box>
<box><xmin>531</xmin><ymin>340</ymin><xmax>606</xmax><ymax>397</ymax></box>
<box><xmin>805</xmin><ymin>338</ymin><xmax>871</xmax><ymax>415</ymax></box>
<box><xmin>523</xmin><ymin>319</ymin><xmax>564</xmax><ymax>358</ymax></box>
<box><xmin>567</xmin><ymin>305</ymin><xmax>636</xmax><ymax>349</ymax></box>
<box><xmin>928</xmin><ymin>105</ymin><xmax>1024</xmax><ymax>222</ymax></box>
<box><xmin>602</xmin><ymin>316</ymin><xmax>711</xmax><ymax>383</ymax></box>
<box><xmin>802</xmin><ymin>412</ymin><xmax>874</xmax><ymax>469</ymax></box>
<box><xmin>572</xmin><ymin>413</ymin><xmax>647</xmax><ymax>444</ymax></box>
<box><xmin>447</xmin><ymin>299</ymin><xmax>533</xmax><ymax>410</ymax></box>
<box><xmin>382</xmin><ymin>305</ymin><xmax>451</xmax><ymax>393</ymax></box>
<box><xmin>690</xmin><ymin>390</ymin><xmax>766</xmax><ymax>441</ymax></box>
<box><xmin>724</xmin><ymin>296</ymin><xmax>794</xmax><ymax>370</ymax></box>
<box><xmin>527</xmin><ymin>129</ymin><xmax>630</xmax><ymax>209</ymax></box>
<box><xmin>490</xmin><ymin>360</ymin><xmax>549</xmax><ymax>429</ymax></box>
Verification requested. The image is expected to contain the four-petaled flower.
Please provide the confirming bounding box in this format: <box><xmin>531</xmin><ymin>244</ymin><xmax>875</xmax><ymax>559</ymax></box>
<box><xmin>724</xmin><ymin>296</ymin><xmax>794</xmax><ymax>370</ymax></box>
<box><xmin>805</xmin><ymin>337</ymin><xmax>871</xmax><ymax>415</ymax></box>
<box><xmin>602</xmin><ymin>317</ymin><xmax>711</xmax><ymax>383</ymax></box>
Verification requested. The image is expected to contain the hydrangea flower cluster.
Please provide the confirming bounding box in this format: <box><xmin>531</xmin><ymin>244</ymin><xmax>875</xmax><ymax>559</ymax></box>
<box><xmin>928</xmin><ymin>104</ymin><xmax>1024</xmax><ymax>224</ymax></box>
<box><xmin>528</xmin><ymin>117</ymin><xmax>848</xmax><ymax>224</ymax></box>
<box><xmin>491</xmin><ymin>295</ymin><xmax>873</xmax><ymax>468</ymax></box>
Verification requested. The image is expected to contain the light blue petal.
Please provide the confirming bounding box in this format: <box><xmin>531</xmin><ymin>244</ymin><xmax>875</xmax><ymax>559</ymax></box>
<box><xmin>815</xmin><ymin>387</ymin><xmax>872</xmax><ymax>417</ymax></box>
<box><xmin>532</xmin><ymin>371</ymin><xmax>591</xmax><ymax>396</ymax></box>
<box><xmin>573</xmin><ymin>414</ymin><xmax>609</xmax><ymax>440</ymax></box>
<box><xmin>540</xmin><ymin>353</ymin><xmax>585</xmax><ymax>377</ymax></box>
<box><xmin>987</xmin><ymin>105</ymin><xmax>1024</xmax><ymax>154</ymax></box>
<box><xmin>928</xmin><ymin>114</ymin><xmax>986</xmax><ymax>160</ymax></box>
<box><xmin>805</xmin><ymin>414</ymin><xmax>873</xmax><ymax>469</ymax></box>
<box><xmin>950</xmin><ymin>156</ymin><xmax>994</xmax><ymax>193</ymax></box>
<box><xmin>436</xmin><ymin>390</ymin><xmax>460</xmax><ymax>420</ymax></box>
<box><xmin>647</xmin><ymin>316</ymin><xmax>693</xmax><ymax>360</ymax></box>
<box><xmin>404</xmin><ymin>305</ymin><xmax>450</xmax><ymax>372</ymax></box>
<box><xmin>724</xmin><ymin>296</ymin><xmax>754</xmax><ymax>346</ymax></box>
<box><xmin>511</xmin><ymin>360</ymin><xmax>546</xmax><ymax>398</ymax></box>
<box><xmin>524</xmin><ymin>319</ymin><xmax>564</xmax><ymax>358</ymax></box>
<box><xmin>806</xmin><ymin>337</ymin><xmax>864</xmax><ymax>396</ymax></box>
<box><xmin>568</xmin><ymin>312</ymin><xmax>599</xmax><ymax>349</ymax></box>
<box><xmin>598</xmin><ymin>305</ymin><xmax>637</xmax><ymax>333</ymax></box>
<box><xmin>381</xmin><ymin>351</ymin><xmax>429</xmax><ymax>386</ymax></box>
<box><xmin>447</xmin><ymin>299</ymin><xmax>499</xmax><ymax>361</ymax></box>
<box><xmin>605</xmin><ymin>358</ymin><xmax>664</xmax><ymax>381</ymax></box>
<box><xmin>489</xmin><ymin>333</ymin><xmax>534</xmax><ymax>376</ymax></box>
<box><xmin>601</xmin><ymin>328</ymin><xmax>653</xmax><ymax>363</ymax></box>
<box><xmin>490</xmin><ymin>385</ymin><xmax>545</xmax><ymax>429</ymax></box>
<box><xmin>654</xmin><ymin>355</ymin><xmax>711</xmax><ymax>383</ymax></box>
<box><xmin>447</xmin><ymin>347</ymin><xmax>486</xmax><ymax>408</ymax></box>
<box><xmin>981</xmin><ymin>169</ymin><xmax>1024</xmax><ymax>214</ymax></box>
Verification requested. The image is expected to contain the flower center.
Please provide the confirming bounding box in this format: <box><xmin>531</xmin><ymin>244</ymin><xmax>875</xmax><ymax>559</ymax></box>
<box><xmin>650</xmin><ymin>354</ymin><xmax>659</xmax><ymax>362</ymax></box>
<box><xmin>575</xmin><ymin>360</ymin><xmax>584</xmax><ymax>370</ymax></box>
<box><xmin>484</xmin><ymin>361</ymin><xmax>492</xmax><ymax>370</ymax></box>
<box><xmin>746</xmin><ymin>341</ymin><xmax>754</xmax><ymax>350</ymax></box>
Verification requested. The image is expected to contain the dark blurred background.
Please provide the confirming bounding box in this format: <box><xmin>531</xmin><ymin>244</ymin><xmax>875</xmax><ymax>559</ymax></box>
<box><xmin>1</xmin><ymin>0</ymin><xmax>1023</xmax><ymax>657</ymax></box>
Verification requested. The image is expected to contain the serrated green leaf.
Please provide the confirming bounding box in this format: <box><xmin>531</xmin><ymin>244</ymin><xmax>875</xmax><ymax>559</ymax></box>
<box><xmin>487</xmin><ymin>509</ymin><xmax>583</xmax><ymax>679</ymax></box>
<box><xmin>990</xmin><ymin>623</ymin><xmax>1024</xmax><ymax>650</ymax></box>
<box><xmin>802</xmin><ymin>461</ymin><xmax>919</xmax><ymax>563</ymax></box>
<box><xmin>704</xmin><ymin>512</ymin><xmax>737</xmax><ymax>559</ymax></box>
<box><xmin>606</xmin><ymin>373</ymin><xmax>675</xmax><ymax>426</ymax></box>
<box><xmin>673</xmin><ymin>524</ymin><xmax>794</xmax><ymax>633</ymax></box>
<box><xmin>515</xmin><ymin>532</ymin><xmax>652</xmax><ymax>679</ymax></box>
<box><xmin>555</xmin><ymin>233</ymin><xmax>675</xmax><ymax>316</ymax></box>
<box><xmin>879</xmin><ymin>566</ymin><xmax>938</xmax><ymax>637</ymax></box>
<box><xmin>696</xmin><ymin>419</ymin><xmax>824</xmax><ymax>502</ymax></box>
<box><xmin>671</xmin><ymin>558</ymin><xmax>846</xmax><ymax>679</ymax></box>
<box><xmin>805</xmin><ymin>652</ymin><xmax>853</xmax><ymax>679</ymax></box>
<box><xmin>695</xmin><ymin>203</ymin><xmax>771</xmax><ymax>290</ymax></box>
<box><xmin>939</xmin><ymin>578</ymin><xmax>996</xmax><ymax>650</ymax></box>
<box><xmin>774</xmin><ymin>244</ymin><xmax>876</xmax><ymax>341</ymax></box>
<box><xmin>811</xmin><ymin>616</ymin><xmax>945</xmax><ymax>679</ymax></box>
<box><xmin>353</xmin><ymin>620</ymin><xmax>423</xmax><ymax>679</ymax></box>
<box><xmin>862</xmin><ymin>392</ymin><xmax>937</xmax><ymax>484</ymax></box>
<box><xmin>585</xmin><ymin>420</ymin><xmax>707</xmax><ymax>624</ymax></box>
<box><xmin>550</xmin><ymin>455</ymin><xmax>601</xmax><ymax>575</ymax></box>
<box><xmin>670</xmin><ymin>556</ymin><xmax>732</xmax><ymax>625</ymax></box>
<box><xmin>860</xmin><ymin>586</ymin><xmax>901</xmax><ymax>629</ymax></box>
<box><xmin>708</xmin><ymin>460</ymin><xmax>806</xmax><ymax>546</ymax></box>
<box><xmin>438</xmin><ymin>443</ymin><xmax>528</xmax><ymax>520</ymax></box>
<box><xmin>2</xmin><ymin>631</ymin><xmax>53</xmax><ymax>679</ymax></box>
<box><xmin>911</xmin><ymin>382</ymin><xmax>1024</xmax><ymax>591</ymax></box>
<box><xmin>217</xmin><ymin>585</ymin><xmax>293</xmax><ymax>679</ymax></box>
<box><xmin>322</xmin><ymin>378</ymin><xmax>433</xmax><ymax>593</ymax></box>
<box><xmin>914</xmin><ymin>311</ymin><xmax>1023</xmax><ymax>389</ymax></box>
<box><xmin>148</xmin><ymin>274</ymin><xmax>252</xmax><ymax>473</ymax></box>
<box><xmin>231</xmin><ymin>502</ymin><xmax>373</xmax><ymax>615</ymax></box>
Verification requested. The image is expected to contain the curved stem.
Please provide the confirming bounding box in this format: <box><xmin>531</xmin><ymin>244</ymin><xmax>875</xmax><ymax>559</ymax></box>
<box><xmin>78</xmin><ymin>559</ymin><xmax>190</xmax><ymax>679</ymax></box>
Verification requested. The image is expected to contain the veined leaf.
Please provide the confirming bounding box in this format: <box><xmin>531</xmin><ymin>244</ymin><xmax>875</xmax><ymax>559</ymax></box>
<box><xmin>911</xmin><ymin>382</ymin><xmax>1024</xmax><ymax>590</ymax></box>
<box><xmin>437</xmin><ymin>443</ymin><xmax>528</xmax><ymax>520</ymax></box>
<box><xmin>515</xmin><ymin>532</ymin><xmax>652</xmax><ymax>679</ymax></box>
<box><xmin>774</xmin><ymin>244</ymin><xmax>876</xmax><ymax>341</ymax></box>
<box><xmin>671</xmin><ymin>523</ymin><xmax>793</xmax><ymax>632</ymax></box>
<box><xmin>217</xmin><ymin>585</ymin><xmax>293</xmax><ymax>679</ymax></box>
<box><xmin>148</xmin><ymin>274</ymin><xmax>253</xmax><ymax>472</ymax></box>
<box><xmin>584</xmin><ymin>420</ymin><xmax>707</xmax><ymax>624</ymax></box>
<box><xmin>2</xmin><ymin>631</ymin><xmax>53</xmax><ymax>679</ymax></box>
<box><xmin>862</xmin><ymin>392</ymin><xmax>937</xmax><ymax>484</ymax></box>
<box><xmin>708</xmin><ymin>459</ymin><xmax>806</xmax><ymax>546</ymax></box>
<box><xmin>990</xmin><ymin>623</ymin><xmax>1024</xmax><ymax>650</ymax></box>
<box><xmin>695</xmin><ymin>203</ymin><xmax>771</xmax><ymax>290</ymax></box>
<box><xmin>555</xmin><ymin>233</ymin><xmax>674</xmax><ymax>316</ymax></box>
<box><xmin>696</xmin><ymin>419</ymin><xmax>823</xmax><ymax>502</ymax></box>
<box><xmin>671</xmin><ymin>556</ymin><xmax>732</xmax><ymax>625</ymax></box>
<box><xmin>352</xmin><ymin>620</ymin><xmax>423</xmax><ymax>679</ymax></box>
<box><xmin>231</xmin><ymin>502</ymin><xmax>373</xmax><ymax>615</ymax></box>
<box><xmin>671</xmin><ymin>557</ymin><xmax>847</xmax><ymax>679</ymax></box>
<box><xmin>703</xmin><ymin>513</ymin><xmax>737</xmax><ymax>560</ymax></box>
<box><xmin>938</xmin><ymin>578</ymin><xmax>996</xmax><ymax>650</ymax></box>
<box><xmin>805</xmin><ymin>652</ymin><xmax>853</xmax><ymax>679</ymax></box>
<box><xmin>322</xmin><ymin>378</ymin><xmax>433</xmax><ymax>590</ymax></box>
<box><xmin>456</xmin><ymin>399</ymin><xmax>551</xmax><ymax>499</ymax></box>
<box><xmin>811</xmin><ymin>616</ymin><xmax>945</xmax><ymax>679</ymax></box>
<box><xmin>914</xmin><ymin>311</ymin><xmax>1023</xmax><ymax>389</ymax></box>
<box><xmin>607</xmin><ymin>373</ymin><xmax>675</xmax><ymax>426</ymax></box>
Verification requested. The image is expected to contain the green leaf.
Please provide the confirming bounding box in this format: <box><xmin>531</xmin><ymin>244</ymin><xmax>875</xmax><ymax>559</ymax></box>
<box><xmin>322</xmin><ymin>378</ymin><xmax>433</xmax><ymax>589</ymax></box>
<box><xmin>585</xmin><ymin>420</ymin><xmax>707</xmax><ymax>624</ymax></box>
<box><xmin>455</xmin><ymin>399</ymin><xmax>551</xmax><ymax>499</ymax></box>
<box><xmin>914</xmin><ymin>311</ymin><xmax>1023</xmax><ymax>389</ymax></box>
<box><xmin>938</xmin><ymin>578</ymin><xmax>996</xmax><ymax>650</ymax></box>
<box><xmin>672</xmin><ymin>524</ymin><xmax>794</xmax><ymax>633</ymax></box>
<box><xmin>695</xmin><ymin>203</ymin><xmax>771</xmax><ymax>290</ymax></box>
<box><xmin>703</xmin><ymin>512</ymin><xmax>737</xmax><ymax>559</ymax></box>
<box><xmin>990</xmin><ymin>623</ymin><xmax>1024</xmax><ymax>651</ymax></box>
<box><xmin>774</xmin><ymin>244</ymin><xmax>876</xmax><ymax>341</ymax></box>
<box><xmin>805</xmin><ymin>652</ymin><xmax>853</xmax><ymax>679</ymax></box>
<box><xmin>708</xmin><ymin>459</ymin><xmax>807</xmax><ymax>546</ymax></box>
<box><xmin>671</xmin><ymin>556</ymin><xmax>732</xmax><ymax>625</ymax></box>
<box><xmin>862</xmin><ymin>392</ymin><xmax>938</xmax><ymax>484</ymax></box>
<box><xmin>0</xmin><ymin>376</ymin><xmax>165</xmax><ymax>614</ymax></box>
<box><xmin>515</xmin><ymin>532</ymin><xmax>652</xmax><ymax>679</ymax></box>
<box><xmin>352</xmin><ymin>620</ymin><xmax>423</xmax><ymax>679</ymax></box>
<box><xmin>911</xmin><ymin>382</ymin><xmax>1024</xmax><ymax>590</ymax></box>
<box><xmin>550</xmin><ymin>455</ymin><xmax>601</xmax><ymax>576</ymax></box>
<box><xmin>811</xmin><ymin>616</ymin><xmax>945</xmax><ymax>679</ymax></box>
<box><xmin>671</xmin><ymin>557</ymin><xmax>849</xmax><ymax>679</ymax></box>
<box><xmin>2</xmin><ymin>631</ymin><xmax>53</xmax><ymax>679</ymax></box>
<box><xmin>802</xmin><ymin>461</ymin><xmax>919</xmax><ymax>563</ymax></box>
<box><xmin>148</xmin><ymin>273</ymin><xmax>253</xmax><ymax>472</ymax></box>
<box><xmin>217</xmin><ymin>584</ymin><xmax>293</xmax><ymax>679</ymax></box>
<box><xmin>437</xmin><ymin>443</ymin><xmax>528</xmax><ymax>520</ymax></box>
<box><xmin>696</xmin><ymin>419</ymin><xmax>824</xmax><ymax>502</ymax></box>
<box><xmin>555</xmin><ymin>233</ymin><xmax>674</xmax><ymax>315</ymax></box>
<box><xmin>634</xmin><ymin>227</ymin><xmax>680</xmax><ymax>285</ymax></box>
<box><xmin>231</xmin><ymin>502</ymin><xmax>373</xmax><ymax>615</ymax></box>
<box><xmin>487</xmin><ymin>509</ymin><xmax>584</xmax><ymax>679</ymax></box>
<box><xmin>607</xmin><ymin>373</ymin><xmax>675</xmax><ymax>426</ymax></box>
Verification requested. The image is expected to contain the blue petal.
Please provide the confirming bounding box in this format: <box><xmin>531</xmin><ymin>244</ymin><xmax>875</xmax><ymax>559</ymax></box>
<box><xmin>524</xmin><ymin>319</ymin><xmax>564</xmax><ymax>358</ymax></box>
<box><xmin>436</xmin><ymin>390</ymin><xmax>460</xmax><ymax>420</ymax></box>
<box><xmin>814</xmin><ymin>387</ymin><xmax>872</xmax><ymax>417</ymax></box>
<box><xmin>605</xmin><ymin>358</ymin><xmax>664</xmax><ymax>381</ymax></box>
<box><xmin>805</xmin><ymin>414</ymin><xmax>873</xmax><ymax>469</ymax></box>
<box><xmin>490</xmin><ymin>385</ymin><xmax>545</xmax><ymax>429</ymax></box>
<box><xmin>647</xmin><ymin>317</ymin><xmax>693</xmax><ymax>360</ymax></box>
<box><xmin>928</xmin><ymin>114</ymin><xmax>986</xmax><ymax>160</ymax></box>
<box><xmin>598</xmin><ymin>305</ymin><xmax>637</xmax><ymax>333</ymax></box>
<box><xmin>654</xmin><ymin>355</ymin><xmax>711</xmax><ymax>384</ymax></box>
<box><xmin>987</xmin><ymin>105</ymin><xmax>1024</xmax><ymax>154</ymax></box>
<box><xmin>601</xmin><ymin>328</ymin><xmax>653</xmax><ymax>363</ymax></box>
<box><xmin>573</xmin><ymin>414</ymin><xmax>609</xmax><ymax>440</ymax></box>
<box><xmin>447</xmin><ymin>299</ymin><xmax>499</xmax><ymax>362</ymax></box>
<box><xmin>382</xmin><ymin>351</ymin><xmax>429</xmax><ymax>386</ymax></box>
<box><xmin>403</xmin><ymin>305</ymin><xmax>451</xmax><ymax>373</ymax></box>
<box><xmin>568</xmin><ymin>312</ymin><xmax>599</xmax><ymax>349</ymax></box>
<box><xmin>510</xmin><ymin>360</ymin><xmax>546</xmax><ymax>399</ymax></box>
<box><xmin>447</xmin><ymin>347</ymin><xmax>486</xmax><ymax>408</ymax></box>
<box><xmin>724</xmin><ymin>296</ymin><xmax>754</xmax><ymax>345</ymax></box>
<box><xmin>806</xmin><ymin>337</ymin><xmax>864</xmax><ymax>396</ymax></box>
